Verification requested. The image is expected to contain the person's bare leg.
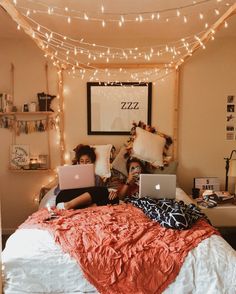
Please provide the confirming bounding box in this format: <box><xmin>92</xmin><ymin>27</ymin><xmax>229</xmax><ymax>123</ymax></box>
<box><xmin>64</xmin><ymin>192</ymin><xmax>93</xmax><ymax>209</ymax></box>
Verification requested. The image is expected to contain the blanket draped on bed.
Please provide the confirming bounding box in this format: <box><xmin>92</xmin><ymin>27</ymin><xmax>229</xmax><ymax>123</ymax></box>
<box><xmin>20</xmin><ymin>204</ymin><xmax>219</xmax><ymax>294</ymax></box>
<box><xmin>126</xmin><ymin>197</ymin><xmax>209</xmax><ymax>230</ymax></box>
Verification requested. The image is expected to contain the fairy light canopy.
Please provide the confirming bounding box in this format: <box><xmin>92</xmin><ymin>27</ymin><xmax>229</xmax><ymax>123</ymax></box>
<box><xmin>0</xmin><ymin>0</ymin><xmax>236</xmax><ymax>81</ymax></box>
<box><xmin>0</xmin><ymin>0</ymin><xmax>235</xmax><ymax>181</ymax></box>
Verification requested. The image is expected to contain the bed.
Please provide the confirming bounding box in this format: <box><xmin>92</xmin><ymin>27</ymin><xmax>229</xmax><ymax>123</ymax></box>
<box><xmin>2</xmin><ymin>127</ymin><xmax>236</xmax><ymax>293</ymax></box>
<box><xmin>2</xmin><ymin>187</ymin><xmax>236</xmax><ymax>294</ymax></box>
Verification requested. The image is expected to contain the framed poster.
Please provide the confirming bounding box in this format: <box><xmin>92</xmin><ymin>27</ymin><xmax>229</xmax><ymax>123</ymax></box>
<box><xmin>10</xmin><ymin>145</ymin><xmax>30</xmax><ymax>169</ymax></box>
<box><xmin>87</xmin><ymin>82</ymin><xmax>152</xmax><ymax>135</ymax></box>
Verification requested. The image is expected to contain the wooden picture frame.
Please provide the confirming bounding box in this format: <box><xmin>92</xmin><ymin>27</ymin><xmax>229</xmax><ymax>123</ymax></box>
<box><xmin>87</xmin><ymin>82</ymin><xmax>152</xmax><ymax>135</ymax></box>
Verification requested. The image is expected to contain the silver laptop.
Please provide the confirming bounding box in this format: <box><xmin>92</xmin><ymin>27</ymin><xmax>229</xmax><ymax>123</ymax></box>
<box><xmin>58</xmin><ymin>164</ymin><xmax>95</xmax><ymax>190</ymax></box>
<box><xmin>139</xmin><ymin>174</ymin><xmax>176</xmax><ymax>199</ymax></box>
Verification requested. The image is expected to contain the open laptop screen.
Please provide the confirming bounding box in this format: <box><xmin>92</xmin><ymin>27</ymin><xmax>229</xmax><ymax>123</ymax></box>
<box><xmin>58</xmin><ymin>164</ymin><xmax>95</xmax><ymax>190</ymax></box>
<box><xmin>139</xmin><ymin>174</ymin><xmax>176</xmax><ymax>199</ymax></box>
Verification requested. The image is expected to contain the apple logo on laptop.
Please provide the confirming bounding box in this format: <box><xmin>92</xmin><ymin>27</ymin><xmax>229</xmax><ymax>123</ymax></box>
<box><xmin>74</xmin><ymin>174</ymin><xmax>80</xmax><ymax>180</ymax></box>
<box><xmin>155</xmin><ymin>184</ymin><xmax>161</xmax><ymax>190</ymax></box>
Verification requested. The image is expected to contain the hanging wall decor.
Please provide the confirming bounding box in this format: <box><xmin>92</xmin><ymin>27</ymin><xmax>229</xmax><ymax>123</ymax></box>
<box><xmin>0</xmin><ymin>115</ymin><xmax>57</xmax><ymax>135</ymax></box>
<box><xmin>226</xmin><ymin>95</ymin><xmax>236</xmax><ymax>140</ymax></box>
<box><xmin>10</xmin><ymin>144</ymin><xmax>30</xmax><ymax>169</ymax></box>
<box><xmin>87</xmin><ymin>82</ymin><xmax>152</xmax><ymax>135</ymax></box>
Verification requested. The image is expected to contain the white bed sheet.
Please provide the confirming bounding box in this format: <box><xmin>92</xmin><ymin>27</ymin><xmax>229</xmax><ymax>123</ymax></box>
<box><xmin>2</xmin><ymin>189</ymin><xmax>236</xmax><ymax>294</ymax></box>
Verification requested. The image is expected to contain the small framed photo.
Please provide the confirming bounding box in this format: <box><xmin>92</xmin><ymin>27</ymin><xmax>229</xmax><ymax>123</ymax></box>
<box><xmin>226</xmin><ymin>114</ymin><xmax>234</xmax><ymax>122</ymax></box>
<box><xmin>226</xmin><ymin>132</ymin><xmax>234</xmax><ymax>140</ymax></box>
<box><xmin>226</xmin><ymin>125</ymin><xmax>234</xmax><ymax>131</ymax></box>
<box><xmin>194</xmin><ymin>177</ymin><xmax>220</xmax><ymax>195</ymax></box>
<box><xmin>227</xmin><ymin>104</ymin><xmax>235</xmax><ymax>113</ymax></box>
<box><xmin>10</xmin><ymin>145</ymin><xmax>30</xmax><ymax>169</ymax></box>
<box><xmin>227</xmin><ymin>95</ymin><xmax>234</xmax><ymax>103</ymax></box>
<box><xmin>38</xmin><ymin>154</ymin><xmax>49</xmax><ymax>169</ymax></box>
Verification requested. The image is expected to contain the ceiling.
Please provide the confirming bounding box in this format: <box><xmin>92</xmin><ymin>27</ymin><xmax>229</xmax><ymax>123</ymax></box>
<box><xmin>0</xmin><ymin>0</ymin><xmax>236</xmax><ymax>78</ymax></box>
<box><xmin>1</xmin><ymin>1</ymin><xmax>235</xmax><ymax>40</ymax></box>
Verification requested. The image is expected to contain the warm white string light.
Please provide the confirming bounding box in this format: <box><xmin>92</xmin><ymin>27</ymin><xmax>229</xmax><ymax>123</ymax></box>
<box><xmin>65</xmin><ymin>66</ymin><xmax>175</xmax><ymax>84</ymax></box>
<box><xmin>16</xmin><ymin>1</ymin><xmax>233</xmax><ymax>65</ymax></box>
<box><xmin>15</xmin><ymin>0</ymin><xmax>232</xmax><ymax>25</ymax></box>
<box><xmin>8</xmin><ymin>0</ymin><xmax>233</xmax><ymax>176</ymax></box>
<box><xmin>34</xmin><ymin>29</ymin><xmax>203</xmax><ymax>72</ymax></box>
<box><xmin>17</xmin><ymin>13</ymin><xmax>225</xmax><ymax>82</ymax></box>
<box><xmin>11</xmin><ymin>0</ymin><xmax>235</xmax><ymax>81</ymax></box>
<box><xmin>38</xmin><ymin>31</ymin><xmax>200</xmax><ymax>61</ymax></box>
<box><xmin>23</xmin><ymin>13</ymin><xmax>209</xmax><ymax>60</ymax></box>
<box><xmin>51</xmin><ymin>43</ymin><xmax>175</xmax><ymax>83</ymax></box>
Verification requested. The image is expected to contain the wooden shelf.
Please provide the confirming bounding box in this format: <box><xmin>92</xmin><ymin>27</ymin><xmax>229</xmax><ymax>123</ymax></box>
<box><xmin>0</xmin><ymin>111</ymin><xmax>54</xmax><ymax>116</ymax></box>
<box><xmin>2</xmin><ymin>111</ymin><xmax>55</xmax><ymax>171</ymax></box>
<box><xmin>9</xmin><ymin>168</ymin><xmax>54</xmax><ymax>173</ymax></box>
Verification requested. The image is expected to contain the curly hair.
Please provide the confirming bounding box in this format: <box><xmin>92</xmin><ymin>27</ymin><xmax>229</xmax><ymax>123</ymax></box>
<box><xmin>72</xmin><ymin>144</ymin><xmax>96</xmax><ymax>164</ymax></box>
<box><xmin>126</xmin><ymin>157</ymin><xmax>146</xmax><ymax>173</ymax></box>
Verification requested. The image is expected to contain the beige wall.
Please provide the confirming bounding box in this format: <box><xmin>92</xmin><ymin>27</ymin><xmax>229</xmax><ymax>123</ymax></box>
<box><xmin>0</xmin><ymin>38</ymin><xmax>59</xmax><ymax>233</ymax></box>
<box><xmin>0</xmin><ymin>38</ymin><xmax>175</xmax><ymax>232</ymax></box>
<box><xmin>62</xmin><ymin>71</ymin><xmax>175</xmax><ymax>158</ymax></box>
<box><xmin>0</xmin><ymin>35</ymin><xmax>236</xmax><ymax>232</ymax></box>
<box><xmin>178</xmin><ymin>37</ymin><xmax>236</xmax><ymax>194</ymax></box>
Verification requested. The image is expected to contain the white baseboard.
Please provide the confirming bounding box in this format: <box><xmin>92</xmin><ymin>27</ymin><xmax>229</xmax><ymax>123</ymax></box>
<box><xmin>2</xmin><ymin>228</ymin><xmax>16</xmax><ymax>235</ymax></box>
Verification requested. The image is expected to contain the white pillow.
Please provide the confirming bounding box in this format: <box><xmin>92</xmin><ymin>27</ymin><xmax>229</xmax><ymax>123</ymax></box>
<box><xmin>92</xmin><ymin>144</ymin><xmax>112</xmax><ymax>178</ymax></box>
<box><xmin>111</xmin><ymin>146</ymin><xmax>128</xmax><ymax>176</ymax></box>
<box><xmin>131</xmin><ymin>127</ymin><xmax>166</xmax><ymax>167</ymax></box>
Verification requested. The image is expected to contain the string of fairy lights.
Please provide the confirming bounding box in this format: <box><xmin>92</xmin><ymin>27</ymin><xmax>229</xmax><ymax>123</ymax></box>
<box><xmin>14</xmin><ymin>0</ymin><xmax>231</xmax><ymax>25</ymax></box>
<box><xmin>22</xmin><ymin>14</ymin><xmax>207</xmax><ymax>60</ymax></box>
<box><xmin>2</xmin><ymin>0</ymin><xmax>234</xmax><ymax>200</ymax></box>
<box><xmin>11</xmin><ymin>0</ymin><xmax>233</xmax><ymax>82</ymax></box>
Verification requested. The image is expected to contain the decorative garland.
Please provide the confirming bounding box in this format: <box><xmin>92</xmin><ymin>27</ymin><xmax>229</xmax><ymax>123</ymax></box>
<box><xmin>0</xmin><ymin>115</ymin><xmax>57</xmax><ymax>135</ymax></box>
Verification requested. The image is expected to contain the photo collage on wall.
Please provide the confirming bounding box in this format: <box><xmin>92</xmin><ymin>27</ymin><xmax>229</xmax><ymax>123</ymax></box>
<box><xmin>226</xmin><ymin>95</ymin><xmax>236</xmax><ymax>140</ymax></box>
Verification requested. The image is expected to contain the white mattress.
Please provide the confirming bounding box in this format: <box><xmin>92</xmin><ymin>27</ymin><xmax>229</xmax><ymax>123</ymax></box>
<box><xmin>2</xmin><ymin>228</ymin><xmax>97</xmax><ymax>294</ymax></box>
<box><xmin>2</xmin><ymin>189</ymin><xmax>236</xmax><ymax>294</ymax></box>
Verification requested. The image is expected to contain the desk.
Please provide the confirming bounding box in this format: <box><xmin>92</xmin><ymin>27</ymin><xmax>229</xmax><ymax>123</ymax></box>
<box><xmin>176</xmin><ymin>188</ymin><xmax>236</xmax><ymax>227</ymax></box>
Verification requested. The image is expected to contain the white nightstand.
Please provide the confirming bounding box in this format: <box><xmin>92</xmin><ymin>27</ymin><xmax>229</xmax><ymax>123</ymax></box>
<box><xmin>176</xmin><ymin>188</ymin><xmax>236</xmax><ymax>227</ymax></box>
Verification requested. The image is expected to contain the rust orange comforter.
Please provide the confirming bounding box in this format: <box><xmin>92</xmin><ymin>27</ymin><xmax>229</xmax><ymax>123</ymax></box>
<box><xmin>20</xmin><ymin>203</ymin><xmax>219</xmax><ymax>294</ymax></box>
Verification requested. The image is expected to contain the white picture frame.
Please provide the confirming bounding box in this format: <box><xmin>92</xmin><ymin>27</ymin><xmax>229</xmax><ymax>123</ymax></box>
<box><xmin>87</xmin><ymin>82</ymin><xmax>152</xmax><ymax>135</ymax></box>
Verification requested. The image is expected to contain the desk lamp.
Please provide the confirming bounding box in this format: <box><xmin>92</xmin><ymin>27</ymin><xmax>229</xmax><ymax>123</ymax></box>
<box><xmin>224</xmin><ymin>150</ymin><xmax>236</xmax><ymax>192</ymax></box>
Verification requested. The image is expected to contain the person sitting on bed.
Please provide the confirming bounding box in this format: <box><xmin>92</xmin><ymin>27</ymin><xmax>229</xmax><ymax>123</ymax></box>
<box><xmin>56</xmin><ymin>144</ymin><xmax>119</xmax><ymax>209</ymax></box>
<box><xmin>118</xmin><ymin>158</ymin><xmax>208</xmax><ymax>230</ymax></box>
<box><xmin>118</xmin><ymin>157</ymin><xmax>146</xmax><ymax>200</ymax></box>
